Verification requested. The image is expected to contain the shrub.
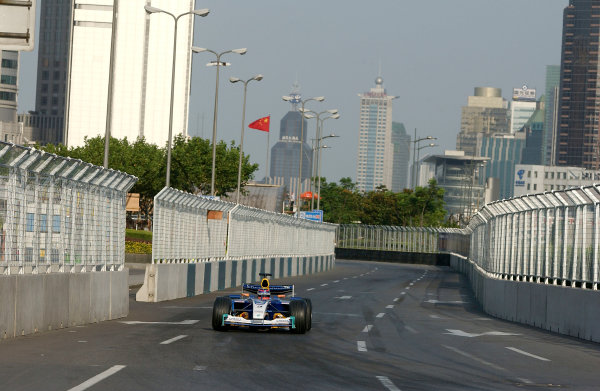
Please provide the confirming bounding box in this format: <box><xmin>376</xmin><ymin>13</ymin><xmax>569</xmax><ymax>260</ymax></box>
<box><xmin>125</xmin><ymin>241</ymin><xmax>152</xmax><ymax>254</ymax></box>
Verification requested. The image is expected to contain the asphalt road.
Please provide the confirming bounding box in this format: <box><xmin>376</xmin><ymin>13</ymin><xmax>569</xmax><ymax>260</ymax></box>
<box><xmin>1</xmin><ymin>260</ymin><xmax>600</xmax><ymax>390</ymax></box>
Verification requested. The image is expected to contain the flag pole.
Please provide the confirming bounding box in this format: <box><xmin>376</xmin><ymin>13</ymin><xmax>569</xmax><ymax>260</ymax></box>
<box><xmin>265</xmin><ymin>113</ymin><xmax>271</xmax><ymax>183</ymax></box>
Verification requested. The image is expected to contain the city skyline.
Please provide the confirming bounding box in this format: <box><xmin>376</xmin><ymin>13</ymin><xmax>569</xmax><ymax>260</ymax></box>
<box><xmin>15</xmin><ymin>1</ymin><xmax>567</xmax><ymax>184</ymax></box>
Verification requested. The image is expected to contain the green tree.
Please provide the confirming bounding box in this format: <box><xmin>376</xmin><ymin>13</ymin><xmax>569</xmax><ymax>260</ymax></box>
<box><xmin>319</xmin><ymin>177</ymin><xmax>362</xmax><ymax>224</ymax></box>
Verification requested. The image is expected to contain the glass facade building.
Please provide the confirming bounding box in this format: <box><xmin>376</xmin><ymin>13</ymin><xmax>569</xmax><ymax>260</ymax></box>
<box><xmin>543</xmin><ymin>65</ymin><xmax>561</xmax><ymax>165</ymax></box>
<box><xmin>556</xmin><ymin>0</ymin><xmax>600</xmax><ymax>168</ymax></box>
<box><xmin>391</xmin><ymin>122</ymin><xmax>411</xmax><ymax>191</ymax></box>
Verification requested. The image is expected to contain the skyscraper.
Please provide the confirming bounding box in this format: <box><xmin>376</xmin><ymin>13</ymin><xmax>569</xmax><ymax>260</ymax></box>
<box><xmin>391</xmin><ymin>122</ymin><xmax>410</xmax><ymax>191</ymax></box>
<box><xmin>456</xmin><ymin>87</ymin><xmax>509</xmax><ymax>157</ymax></box>
<box><xmin>509</xmin><ymin>85</ymin><xmax>537</xmax><ymax>134</ymax></box>
<box><xmin>65</xmin><ymin>0</ymin><xmax>195</xmax><ymax>147</ymax></box>
<box><xmin>356</xmin><ymin>76</ymin><xmax>397</xmax><ymax>193</ymax></box>
<box><xmin>556</xmin><ymin>0</ymin><xmax>600</xmax><ymax>169</ymax></box>
<box><xmin>543</xmin><ymin>65</ymin><xmax>560</xmax><ymax>165</ymax></box>
<box><xmin>269</xmin><ymin>91</ymin><xmax>313</xmax><ymax>196</ymax></box>
<box><xmin>0</xmin><ymin>50</ymin><xmax>18</xmax><ymax>122</ymax></box>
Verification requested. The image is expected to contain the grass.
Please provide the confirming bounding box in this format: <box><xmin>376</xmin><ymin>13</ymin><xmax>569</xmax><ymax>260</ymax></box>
<box><xmin>126</xmin><ymin>229</ymin><xmax>152</xmax><ymax>242</ymax></box>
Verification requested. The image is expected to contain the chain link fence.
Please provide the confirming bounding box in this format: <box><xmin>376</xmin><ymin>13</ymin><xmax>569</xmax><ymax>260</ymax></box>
<box><xmin>335</xmin><ymin>225</ymin><xmax>469</xmax><ymax>256</ymax></box>
<box><xmin>0</xmin><ymin>142</ymin><xmax>137</xmax><ymax>274</ymax></box>
<box><xmin>152</xmin><ymin>187</ymin><xmax>337</xmax><ymax>263</ymax></box>
<box><xmin>467</xmin><ymin>186</ymin><xmax>600</xmax><ymax>289</ymax></box>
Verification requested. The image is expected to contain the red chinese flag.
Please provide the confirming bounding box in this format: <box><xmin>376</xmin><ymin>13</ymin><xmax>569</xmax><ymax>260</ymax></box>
<box><xmin>248</xmin><ymin>116</ymin><xmax>270</xmax><ymax>132</ymax></box>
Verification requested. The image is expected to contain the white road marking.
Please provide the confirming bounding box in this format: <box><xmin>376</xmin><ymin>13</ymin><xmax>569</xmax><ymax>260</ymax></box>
<box><xmin>160</xmin><ymin>335</ymin><xmax>187</xmax><ymax>345</ymax></box>
<box><xmin>405</xmin><ymin>287</ymin><xmax>410</xmax><ymax>290</ymax></box>
<box><xmin>307</xmin><ymin>288</ymin><xmax>315</xmax><ymax>291</ymax></box>
<box><xmin>409</xmin><ymin>283</ymin><xmax>414</xmax><ymax>286</ymax></box>
<box><xmin>376</xmin><ymin>376</ymin><xmax>401</xmax><ymax>391</ymax></box>
<box><xmin>443</xmin><ymin>345</ymin><xmax>505</xmax><ymax>371</ymax></box>
<box><xmin>357</xmin><ymin>341</ymin><xmax>367</xmax><ymax>352</ymax></box>
<box><xmin>162</xmin><ymin>306</ymin><xmax>212</xmax><ymax>309</ymax></box>
<box><xmin>405</xmin><ymin>325</ymin><xmax>418</xmax><ymax>334</ymax></box>
<box><xmin>429</xmin><ymin>315</ymin><xmax>441</xmax><ymax>319</ymax></box>
<box><xmin>193</xmin><ymin>365</ymin><xmax>207</xmax><ymax>371</ymax></box>
<box><xmin>425</xmin><ymin>300</ymin><xmax>467</xmax><ymax>304</ymax></box>
<box><xmin>67</xmin><ymin>365</ymin><xmax>126</xmax><ymax>391</ymax></box>
<box><xmin>333</xmin><ymin>280</ymin><xmax>340</xmax><ymax>283</ymax></box>
<box><xmin>314</xmin><ymin>312</ymin><xmax>361</xmax><ymax>317</ymax></box>
<box><xmin>376</xmin><ymin>313</ymin><xmax>385</xmax><ymax>318</ymax></box>
<box><xmin>321</xmin><ymin>283</ymin><xmax>328</xmax><ymax>286</ymax></box>
<box><xmin>336</xmin><ymin>295</ymin><xmax>352</xmax><ymax>299</ymax></box>
<box><xmin>386</xmin><ymin>305</ymin><xmax>394</xmax><ymax>309</ymax></box>
<box><xmin>445</xmin><ymin>329</ymin><xmax>521</xmax><ymax>338</ymax></box>
<box><xmin>400</xmin><ymin>292</ymin><xmax>406</xmax><ymax>295</ymax></box>
<box><xmin>353</xmin><ymin>276</ymin><xmax>358</xmax><ymax>279</ymax></box>
<box><xmin>362</xmin><ymin>325</ymin><xmax>373</xmax><ymax>332</ymax></box>
<box><xmin>343</xmin><ymin>277</ymin><xmax>348</xmax><ymax>280</ymax></box>
<box><xmin>120</xmin><ymin>320</ymin><xmax>199</xmax><ymax>325</ymax></box>
<box><xmin>393</xmin><ymin>298</ymin><xmax>399</xmax><ymax>302</ymax></box>
<box><xmin>517</xmin><ymin>378</ymin><xmax>533</xmax><ymax>384</ymax></box>
<box><xmin>506</xmin><ymin>347</ymin><xmax>550</xmax><ymax>362</ymax></box>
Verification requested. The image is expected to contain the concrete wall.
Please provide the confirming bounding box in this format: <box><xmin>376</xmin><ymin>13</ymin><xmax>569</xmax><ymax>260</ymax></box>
<box><xmin>136</xmin><ymin>255</ymin><xmax>335</xmax><ymax>302</ymax></box>
<box><xmin>0</xmin><ymin>270</ymin><xmax>128</xmax><ymax>339</ymax></box>
<box><xmin>335</xmin><ymin>248</ymin><xmax>450</xmax><ymax>266</ymax></box>
<box><xmin>451</xmin><ymin>254</ymin><xmax>600</xmax><ymax>343</ymax></box>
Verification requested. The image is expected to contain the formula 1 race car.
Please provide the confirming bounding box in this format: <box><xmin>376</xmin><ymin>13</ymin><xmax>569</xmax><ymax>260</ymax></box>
<box><xmin>212</xmin><ymin>273</ymin><xmax>312</xmax><ymax>334</ymax></box>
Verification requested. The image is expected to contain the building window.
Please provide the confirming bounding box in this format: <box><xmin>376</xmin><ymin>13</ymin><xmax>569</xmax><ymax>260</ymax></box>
<box><xmin>527</xmin><ymin>184</ymin><xmax>530</xmax><ymax>190</ymax></box>
<box><xmin>26</xmin><ymin>213</ymin><xmax>34</xmax><ymax>232</ymax></box>
<box><xmin>545</xmin><ymin>172</ymin><xmax>548</xmax><ymax>179</ymax></box>
<box><xmin>1</xmin><ymin>58</ymin><xmax>18</xmax><ymax>69</ymax></box>
<box><xmin>42</xmin><ymin>71</ymin><xmax>49</xmax><ymax>80</ymax></box>
<box><xmin>53</xmin><ymin>71</ymin><xmax>60</xmax><ymax>80</ymax></box>
<box><xmin>41</xmin><ymin>83</ymin><xmax>48</xmax><ymax>93</ymax></box>
<box><xmin>534</xmin><ymin>171</ymin><xmax>538</xmax><ymax>178</ymax></box>
<box><xmin>0</xmin><ymin>91</ymin><xmax>16</xmax><ymax>101</ymax></box>
<box><xmin>527</xmin><ymin>171</ymin><xmax>531</xmax><ymax>178</ymax></box>
<box><xmin>534</xmin><ymin>184</ymin><xmax>537</xmax><ymax>191</ymax></box>
<box><xmin>0</xmin><ymin>75</ymin><xmax>16</xmax><ymax>85</ymax></box>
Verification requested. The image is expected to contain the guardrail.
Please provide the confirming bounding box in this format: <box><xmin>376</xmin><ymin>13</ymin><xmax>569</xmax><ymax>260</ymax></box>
<box><xmin>467</xmin><ymin>185</ymin><xmax>600</xmax><ymax>289</ymax></box>
<box><xmin>152</xmin><ymin>187</ymin><xmax>337</xmax><ymax>263</ymax></box>
<box><xmin>335</xmin><ymin>224</ymin><xmax>469</xmax><ymax>255</ymax></box>
<box><xmin>0</xmin><ymin>142</ymin><xmax>137</xmax><ymax>274</ymax></box>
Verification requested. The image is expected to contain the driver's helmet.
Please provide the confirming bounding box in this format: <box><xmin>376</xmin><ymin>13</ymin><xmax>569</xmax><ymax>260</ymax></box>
<box><xmin>257</xmin><ymin>288</ymin><xmax>270</xmax><ymax>300</ymax></box>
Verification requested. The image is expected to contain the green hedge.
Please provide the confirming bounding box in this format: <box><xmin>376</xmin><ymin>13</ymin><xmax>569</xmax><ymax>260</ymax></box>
<box><xmin>126</xmin><ymin>229</ymin><xmax>152</xmax><ymax>242</ymax></box>
<box><xmin>125</xmin><ymin>241</ymin><xmax>152</xmax><ymax>254</ymax></box>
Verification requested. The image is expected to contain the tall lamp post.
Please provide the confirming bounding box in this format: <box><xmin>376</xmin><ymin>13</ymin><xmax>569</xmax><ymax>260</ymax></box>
<box><xmin>282</xmin><ymin>95</ymin><xmax>324</xmax><ymax>212</ymax></box>
<box><xmin>193</xmin><ymin>47</ymin><xmax>247</xmax><ymax>196</ymax></box>
<box><xmin>411</xmin><ymin>128</ymin><xmax>437</xmax><ymax>188</ymax></box>
<box><xmin>229</xmin><ymin>74</ymin><xmax>263</xmax><ymax>204</ymax></box>
<box><xmin>316</xmin><ymin>134</ymin><xmax>339</xmax><ymax>210</ymax></box>
<box><xmin>414</xmin><ymin>143</ymin><xmax>437</xmax><ymax>187</ymax></box>
<box><xmin>144</xmin><ymin>5</ymin><xmax>210</xmax><ymax>188</ymax></box>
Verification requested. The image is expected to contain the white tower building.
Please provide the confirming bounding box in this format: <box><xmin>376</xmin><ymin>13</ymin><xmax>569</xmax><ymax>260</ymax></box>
<box><xmin>65</xmin><ymin>0</ymin><xmax>195</xmax><ymax>147</ymax></box>
<box><xmin>509</xmin><ymin>85</ymin><xmax>537</xmax><ymax>134</ymax></box>
<box><xmin>356</xmin><ymin>76</ymin><xmax>397</xmax><ymax>192</ymax></box>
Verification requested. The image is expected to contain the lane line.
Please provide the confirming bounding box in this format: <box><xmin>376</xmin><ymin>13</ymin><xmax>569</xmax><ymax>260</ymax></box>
<box><xmin>409</xmin><ymin>283</ymin><xmax>414</xmax><ymax>286</ymax></box>
<box><xmin>443</xmin><ymin>345</ymin><xmax>505</xmax><ymax>371</ymax></box>
<box><xmin>400</xmin><ymin>292</ymin><xmax>406</xmax><ymax>295</ymax></box>
<box><xmin>393</xmin><ymin>298</ymin><xmax>399</xmax><ymax>302</ymax></box>
<box><xmin>386</xmin><ymin>305</ymin><xmax>394</xmax><ymax>309</ymax></box>
<box><xmin>517</xmin><ymin>378</ymin><xmax>533</xmax><ymax>384</ymax></box>
<box><xmin>357</xmin><ymin>341</ymin><xmax>367</xmax><ymax>352</ymax></box>
<box><xmin>333</xmin><ymin>280</ymin><xmax>340</xmax><ymax>283</ymax></box>
<box><xmin>160</xmin><ymin>335</ymin><xmax>187</xmax><ymax>345</ymax></box>
<box><xmin>321</xmin><ymin>283</ymin><xmax>328</xmax><ymax>286</ymax></box>
<box><xmin>506</xmin><ymin>347</ymin><xmax>550</xmax><ymax>362</ymax></box>
<box><xmin>120</xmin><ymin>320</ymin><xmax>199</xmax><ymax>325</ymax></box>
<box><xmin>376</xmin><ymin>376</ymin><xmax>401</xmax><ymax>391</ymax></box>
<box><xmin>376</xmin><ymin>313</ymin><xmax>385</xmax><ymax>318</ymax></box>
<box><xmin>307</xmin><ymin>288</ymin><xmax>315</xmax><ymax>291</ymax></box>
<box><xmin>429</xmin><ymin>315</ymin><xmax>441</xmax><ymax>319</ymax></box>
<box><xmin>67</xmin><ymin>365</ymin><xmax>126</xmax><ymax>391</ymax></box>
<box><xmin>405</xmin><ymin>287</ymin><xmax>410</xmax><ymax>290</ymax></box>
<box><xmin>336</xmin><ymin>295</ymin><xmax>352</xmax><ymax>299</ymax></box>
<box><xmin>404</xmin><ymin>325</ymin><xmax>418</xmax><ymax>334</ymax></box>
<box><xmin>362</xmin><ymin>325</ymin><xmax>373</xmax><ymax>332</ymax></box>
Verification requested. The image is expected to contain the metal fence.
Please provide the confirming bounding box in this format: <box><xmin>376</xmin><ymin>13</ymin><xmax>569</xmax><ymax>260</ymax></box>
<box><xmin>467</xmin><ymin>185</ymin><xmax>600</xmax><ymax>289</ymax></box>
<box><xmin>152</xmin><ymin>187</ymin><xmax>337</xmax><ymax>262</ymax></box>
<box><xmin>335</xmin><ymin>224</ymin><xmax>469</xmax><ymax>255</ymax></box>
<box><xmin>0</xmin><ymin>142</ymin><xmax>137</xmax><ymax>274</ymax></box>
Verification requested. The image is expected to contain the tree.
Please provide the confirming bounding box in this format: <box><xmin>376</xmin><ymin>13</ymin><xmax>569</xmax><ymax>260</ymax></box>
<box><xmin>318</xmin><ymin>177</ymin><xmax>362</xmax><ymax>224</ymax></box>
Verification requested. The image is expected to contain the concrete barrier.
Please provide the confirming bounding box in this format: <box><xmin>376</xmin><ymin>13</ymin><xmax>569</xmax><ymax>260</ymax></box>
<box><xmin>335</xmin><ymin>248</ymin><xmax>450</xmax><ymax>266</ymax></box>
<box><xmin>0</xmin><ymin>270</ymin><xmax>128</xmax><ymax>339</ymax></box>
<box><xmin>451</xmin><ymin>254</ymin><xmax>600</xmax><ymax>343</ymax></box>
<box><xmin>136</xmin><ymin>254</ymin><xmax>336</xmax><ymax>302</ymax></box>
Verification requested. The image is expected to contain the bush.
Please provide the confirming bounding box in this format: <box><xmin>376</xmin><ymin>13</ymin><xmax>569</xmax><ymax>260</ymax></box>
<box><xmin>126</xmin><ymin>229</ymin><xmax>152</xmax><ymax>242</ymax></box>
<box><xmin>125</xmin><ymin>241</ymin><xmax>152</xmax><ymax>254</ymax></box>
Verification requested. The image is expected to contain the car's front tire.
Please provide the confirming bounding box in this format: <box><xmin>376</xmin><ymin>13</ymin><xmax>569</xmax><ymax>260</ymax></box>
<box><xmin>290</xmin><ymin>300</ymin><xmax>308</xmax><ymax>334</ymax></box>
<box><xmin>212</xmin><ymin>296</ymin><xmax>232</xmax><ymax>331</ymax></box>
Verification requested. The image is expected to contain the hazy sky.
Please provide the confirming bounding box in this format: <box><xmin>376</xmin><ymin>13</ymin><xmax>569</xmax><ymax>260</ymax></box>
<box><xmin>17</xmin><ymin>0</ymin><xmax>568</xmax><ymax>184</ymax></box>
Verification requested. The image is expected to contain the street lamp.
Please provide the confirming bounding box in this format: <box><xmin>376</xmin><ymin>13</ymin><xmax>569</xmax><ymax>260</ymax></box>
<box><xmin>193</xmin><ymin>46</ymin><xmax>247</xmax><ymax>196</ymax></box>
<box><xmin>315</xmin><ymin>135</ymin><xmax>339</xmax><ymax>210</ymax></box>
<box><xmin>144</xmin><ymin>5</ymin><xmax>210</xmax><ymax>188</ymax></box>
<box><xmin>282</xmin><ymin>95</ymin><xmax>324</xmax><ymax>212</ymax></box>
<box><xmin>411</xmin><ymin>128</ymin><xmax>437</xmax><ymax>188</ymax></box>
<box><xmin>414</xmin><ymin>143</ymin><xmax>437</xmax><ymax>188</ymax></box>
<box><xmin>229</xmin><ymin>74</ymin><xmax>263</xmax><ymax>204</ymax></box>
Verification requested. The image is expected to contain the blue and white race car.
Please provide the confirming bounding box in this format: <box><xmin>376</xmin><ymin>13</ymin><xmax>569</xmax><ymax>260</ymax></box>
<box><xmin>212</xmin><ymin>273</ymin><xmax>312</xmax><ymax>334</ymax></box>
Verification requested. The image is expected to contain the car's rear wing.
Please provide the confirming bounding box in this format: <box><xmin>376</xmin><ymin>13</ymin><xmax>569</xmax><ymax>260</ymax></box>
<box><xmin>242</xmin><ymin>283</ymin><xmax>295</xmax><ymax>296</ymax></box>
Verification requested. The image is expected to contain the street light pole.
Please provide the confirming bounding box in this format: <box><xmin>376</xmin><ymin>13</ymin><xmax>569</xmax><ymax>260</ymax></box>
<box><xmin>230</xmin><ymin>74</ymin><xmax>263</xmax><ymax>204</ymax></box>
<box><xmin>317</xmin><ymin>144</ymin><xmax>331</xmax><ymax>211</ymax></box>
<box><xmin>410</xmin><ymin>129</ymin><xmax>437</xmax><ymax>188</ymax></box>
<box><xmin>145</xmin><ymin>5</ymin><xmax>210</xmax><ymax>188</ymax></box>
<box><xmin>416</xmin><ymin>142</ymin><xmax>437</xmax><ymax>187</ymax></box>
<box><xmin>193</xmin><ymin>47</ymin><xmax>247</xmax><ymax>196</ymax></box>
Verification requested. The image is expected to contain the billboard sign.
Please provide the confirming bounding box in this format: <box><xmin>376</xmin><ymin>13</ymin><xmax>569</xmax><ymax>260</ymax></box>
<box><xmin>0</xmin><ymin>0</ymin><xmax>36</xmax><ymax>51</ymax></box>
<box><xmin>298</xmin><ymin>210</ymin><xmax>323</xmax><ymax>222</ymax></box>
<box><xmin>513</xmin><ymin>85</ymin><xmax>536</xmax><ymax>101</ymax></box>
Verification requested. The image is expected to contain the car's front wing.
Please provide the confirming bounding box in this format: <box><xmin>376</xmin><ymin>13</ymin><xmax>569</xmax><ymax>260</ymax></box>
<box><xmin>223</xmin><ymin>315</ymin><xmax>296</xmax><ymax>328</ymax></box>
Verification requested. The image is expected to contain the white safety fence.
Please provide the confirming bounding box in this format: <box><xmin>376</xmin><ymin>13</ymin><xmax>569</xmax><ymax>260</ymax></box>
<box><xmin>467</xmin><ymin>185</ymin><xmax>600</xmax><ymax>289</ymax></box>
<box><xmin>152</xmin><ymin>187</ymin><xmax>337</xmax><ymax>262</ymax></box>
<box><xmin>0</xmin><ymin>142</ymin><xmax>137</xmax><ymax>274</ymax></box>
<box><xmin>335</xmin><ymin>224</ymin><xmax>468</xmax><ymax>255</ymax></box>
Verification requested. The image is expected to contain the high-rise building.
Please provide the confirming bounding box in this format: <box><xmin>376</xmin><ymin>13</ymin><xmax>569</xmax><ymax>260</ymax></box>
<box><xmin>456</xmin><ymin>87</ymin><xmax>509</xmax><ymax>157</ymax></box>
<box><xmin>509</xmin><ymin>85</ymin><xmax>537</xmax><ymax>133</ymax></box>
<box><xmin>356</xmin><ymin>76</ymin><xmax>397</xmax><ymax>193</ymax></box>
<box><xmin>269</xmin><ymin>91</ymin><xmax>313</xmax><ymax>196</ymax></box>
<box><xmin>556</xmin><ymin>0</ymin><xmax>600</xmax><ymax>169</ymax></box>
<box><xmin>521</xmin><ymin>99</ymin><xmax>545</xmax><ymax>166</ymax></box>
<box><xmin>0</xmin><ymin>50</ymin><xmax>18</xmax><ymax>123</ymax></box>
<box><xmin>543</xmin><ymin>65</ymin><xmax>560</xmax><ymax>165</ymax></box>
<box><xmin>391</xmin><ymin>122</ymin><xmax>410</xmax><ymax>191</ymax></box>
<box><xmin>65</xmin><ymin>0</ymin><xmax>195</xmax><ymax>147</ymax></box>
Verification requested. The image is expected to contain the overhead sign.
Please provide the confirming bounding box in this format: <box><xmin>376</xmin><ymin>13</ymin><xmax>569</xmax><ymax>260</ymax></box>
<box><xmin>298</xmin><ymin>210</ymin><xmax>323</xmax><ymax>222</ymax></box>
<box><xmin>0</xmin><ymin>0</ymin><xmax>36</xmax><ymax>51</ymax></box>
<box><xmin>513</xmin><ymin>85</ymin><xmax>536</xmax><ymax>101</ymax></box>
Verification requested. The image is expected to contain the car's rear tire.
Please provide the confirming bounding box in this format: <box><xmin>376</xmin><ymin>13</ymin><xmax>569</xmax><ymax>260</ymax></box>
<box><xmin>212</xmin><ymin>296</ymin><xmax>232</xmax><ymax>331</ymax></box>
<box><xmin>290</xmin><ymin>300</ymin><xmax>307</xmax><ymax>334</ymax></box>
<box><xmin>304</xmin><ymin>298</ymin><xmax>312</xmax><ymax>331</ymax></box>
